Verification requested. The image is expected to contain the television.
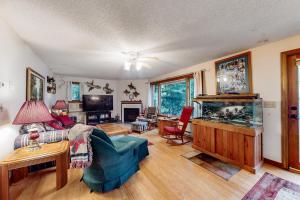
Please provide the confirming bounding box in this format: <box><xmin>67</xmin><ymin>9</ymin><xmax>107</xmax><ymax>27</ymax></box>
<box><xmin>82</xmin><ymin>95</ymin><xmax>113</xmax><ymax>112</ymax></box>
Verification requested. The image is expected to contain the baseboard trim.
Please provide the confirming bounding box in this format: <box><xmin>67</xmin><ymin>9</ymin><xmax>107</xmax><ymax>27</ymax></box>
<box><xmin>264</xmin><ymin>158</ymin><xmax>284</xmax><ymax>169</ymax></box>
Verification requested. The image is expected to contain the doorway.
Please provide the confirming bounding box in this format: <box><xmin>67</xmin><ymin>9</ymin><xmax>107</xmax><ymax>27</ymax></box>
<box><xmin>281</xmin><ymin>48</ymin><xmax>300</xmax><ymax>171</ymax></box>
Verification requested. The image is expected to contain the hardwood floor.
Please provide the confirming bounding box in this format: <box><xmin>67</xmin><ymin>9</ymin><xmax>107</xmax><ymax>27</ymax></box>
<box><xmin>10</xmin><ymin>130</ymin><xmax>300</xmax><ymax>200</ymax></box>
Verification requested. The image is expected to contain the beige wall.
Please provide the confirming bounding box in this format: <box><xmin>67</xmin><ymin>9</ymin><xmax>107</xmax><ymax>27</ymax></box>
<box><xmin>151</xmin><ymin>34</ymin><xmax>300</xmax><ymax>162</ymax></box>
<box><xmin>55</xmin><ymin>76</ymin><xmax>150</xmax><ymax>121</ymax></box>
<box><xmin>0</xmin><ymin>18</ymin><xmax>56</xmax><ymax>159</ymax></box>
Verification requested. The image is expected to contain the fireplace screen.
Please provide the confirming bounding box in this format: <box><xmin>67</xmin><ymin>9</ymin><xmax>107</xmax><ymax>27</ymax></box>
<box><xmin>124</xmin><ymin>108</ymin><xmax>139</xmax><ymax>122</ymax></box>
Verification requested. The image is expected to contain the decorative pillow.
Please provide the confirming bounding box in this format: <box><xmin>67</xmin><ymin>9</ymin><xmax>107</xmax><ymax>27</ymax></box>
<box><xmin>52</xmin><ymin>114</ymin><xmax>75</xmax><ymax>127</ymax></box>
<box><xmin>14</xmin><ymin>130</ymin><xmax>69</xmax><ymax>149</ymax></box>
<box><xmin>46</xmin><ymin>121</ymin><xmax>64</xmax><ymax>130</ymax></box>
<box><xmin>19</xmin><ymin>123</ymin><xmax>46</xmax><ymax>135</ymax></box>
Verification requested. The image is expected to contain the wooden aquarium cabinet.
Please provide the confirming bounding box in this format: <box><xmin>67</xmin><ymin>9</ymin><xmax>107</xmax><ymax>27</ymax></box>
<box><xmin>192</xmin><ymin>119</ymin><xmax>263</xmax><ymax>173</ymax></box>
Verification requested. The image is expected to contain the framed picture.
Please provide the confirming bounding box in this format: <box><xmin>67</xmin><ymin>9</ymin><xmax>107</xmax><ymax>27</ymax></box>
<box><xmin>26</xmin><ymin>67</ymin><xmax>45</xmax><ymax>100</ymax></box>
<box><xmin>215</xmin><ymin>51</ymin><xmax>252</xmax><ymax>94</ymax></box>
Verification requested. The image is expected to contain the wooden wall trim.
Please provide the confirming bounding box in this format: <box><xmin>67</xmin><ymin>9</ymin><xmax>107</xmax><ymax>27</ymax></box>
<box><xmin>281</xmin><ymin>48</ymin><xmax>300</xmax><ymax>169</ymax></box>
<box><xmin>264</xmin><ymin>158</ymin><xmax>284</xmax><ymax>169</ymax></box>
<box><xmin>150</xmin><ymin>73</ymin><xmax>193</xmax><ymax>85</ymax></box>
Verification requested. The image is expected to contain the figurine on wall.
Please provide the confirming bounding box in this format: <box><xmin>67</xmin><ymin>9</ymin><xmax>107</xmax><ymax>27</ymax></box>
<box><xmin>128</xmin><ymin>82</ymin><xmax>136</xmax><ymax>90</ymax></box>
<box><xmin>103</xmin><ymin>83</ymin><xmax>114</xmax><ymax>94</ymax></box>
<box><xmin>86</xmin><ymin>80</ymin><xmax>101</xmax><ymax>92</ymax></box>
<box><xmin>123</xmin><ymin>89</ymin><xmax>130</xmax><ymax>95</ymax></box>
<box><xmin>133</xmin><ymin>90</ymin><xmax>140</xmax><ymax>98</ymax></box>
<box><xmin>124</xmin><ymin>82</ymin><xmax>140</xmax><ymax>100</ymax></box>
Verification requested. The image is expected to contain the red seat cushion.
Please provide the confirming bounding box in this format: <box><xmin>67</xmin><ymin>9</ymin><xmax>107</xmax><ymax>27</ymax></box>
<box><xmin>52</xmin><ymin>114</ymin><xmax>75</xmax><ymax>127</ymax></box>
<box><xmin>164</xmin><ymin>126</ymin><xmax>182</xmax><ymax>134</ymax></box>
<box><xmin>46</xmin><ymin>121</ymin><xmax>65</xmax><ymax>130</ymax></box>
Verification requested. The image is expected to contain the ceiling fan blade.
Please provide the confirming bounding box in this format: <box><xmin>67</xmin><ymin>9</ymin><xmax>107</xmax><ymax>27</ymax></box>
<box><xmin>139</xmin><ymin>56</ymin><xmax>159</xmax><ymax>61</ymax></box>
<box><xmin>141</xmin><ymin>63</ymin><xmax>152</xmax><ymax>69</ymax></box>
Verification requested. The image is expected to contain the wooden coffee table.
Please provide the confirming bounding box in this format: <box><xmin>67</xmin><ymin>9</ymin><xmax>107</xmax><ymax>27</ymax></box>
<box><xmin>97</xmin><ymin>123</ymin><xmax>131</xmax><ymax>136</ymax></box>
<box><xmin>0</xmin><ymin>141</ymin><xmax>69</xmax><ymax>200</ymax></box>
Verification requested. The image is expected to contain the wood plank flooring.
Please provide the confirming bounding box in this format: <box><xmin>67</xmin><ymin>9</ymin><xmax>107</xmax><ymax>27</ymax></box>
<box><xmin>10</xmin><ymin>130</ymin><xmax>300</xmax><ymax>200</ymax></box>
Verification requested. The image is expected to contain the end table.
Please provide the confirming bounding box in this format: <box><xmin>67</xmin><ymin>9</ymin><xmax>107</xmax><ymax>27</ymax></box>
<box><xmin>0</xmin><ymin>141</ymin><xmax>69</xmax><ymax>200</ymax></box>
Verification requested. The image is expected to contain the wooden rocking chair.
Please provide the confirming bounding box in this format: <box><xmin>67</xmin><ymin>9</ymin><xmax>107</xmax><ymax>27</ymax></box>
<box><xmin>163</xmin><ymin>106</ymin><xmax>194</xmax><ymax>145</ymax></box>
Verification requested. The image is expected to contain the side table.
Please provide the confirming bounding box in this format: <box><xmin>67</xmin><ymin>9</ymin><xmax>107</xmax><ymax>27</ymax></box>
<box><xmin>157</xmin><ymin>118</ymin><xmax>178</xmax><ymax>136</ymax></box>
<box><xmin>0</xmin><ymin>141</ymin><xmax>69</xmax><ymax>200</ymax></box>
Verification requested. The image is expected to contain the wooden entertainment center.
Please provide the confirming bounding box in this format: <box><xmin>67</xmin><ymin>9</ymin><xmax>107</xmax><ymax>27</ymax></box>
<box><xmin>192</xmin><ymin>94</ymin><xmax>263</xmax><ymax>173</ymax></box>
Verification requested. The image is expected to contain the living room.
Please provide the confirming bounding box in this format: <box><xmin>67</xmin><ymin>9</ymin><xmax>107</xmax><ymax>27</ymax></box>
<box><xmin>1</xmin><ymin>1</ymin><xmax>300</xmax><ymax>200</ymax></box>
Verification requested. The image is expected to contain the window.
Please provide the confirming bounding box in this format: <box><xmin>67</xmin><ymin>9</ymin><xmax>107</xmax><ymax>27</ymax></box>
<box><xmin>160</xmin><ymin>80</ymin><xmax>186</xmax><ymax>116</ymax></box>
<box><xmin>151</xmin><ymin>75</ymin><xmax>194</xmax><ymax>116</ymax></box>
<box><xmin>71</xmin><ymin>82</ymin><xmax>80</xmax><ymax>101</ymax></box>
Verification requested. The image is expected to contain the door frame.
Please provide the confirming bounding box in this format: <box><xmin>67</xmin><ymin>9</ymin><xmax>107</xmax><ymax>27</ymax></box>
<box><xmin>281</xmin><ymin>48</ymin><xmax>300</xmax><ymax>169</ymax></box>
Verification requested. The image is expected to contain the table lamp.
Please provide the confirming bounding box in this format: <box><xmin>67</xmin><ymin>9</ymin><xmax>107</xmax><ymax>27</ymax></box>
<box><xmin>52</xmin><ymin>100</ymin><xmax>68</xmax><ymax>116</ymax></box>
<box><xmin>13</xmin><ymin>101</ymin><xmax>54</xmax><ymax>151</ymax></box>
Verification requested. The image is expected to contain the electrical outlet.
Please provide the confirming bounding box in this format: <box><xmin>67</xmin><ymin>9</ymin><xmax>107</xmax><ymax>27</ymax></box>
<box><xmin>263</xmin><ymin>101</ymin><xmax>276</xmax><ymax>108</ymax></box>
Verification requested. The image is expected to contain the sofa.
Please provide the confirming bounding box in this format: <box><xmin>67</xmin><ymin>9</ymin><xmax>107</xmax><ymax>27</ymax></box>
<box><xmin>82</xmin><ymin>128</ymin><xmax>149</xmax><ymax>192</ymax></box>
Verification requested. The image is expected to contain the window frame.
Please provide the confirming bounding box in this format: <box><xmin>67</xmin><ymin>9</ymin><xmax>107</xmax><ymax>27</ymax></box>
<box><xmin>150</xmin><ymin>74</ymin><xmax>194</xmax><ymax>116</ymax></box>
<box><xmin>70</xmin><ymin>81</ymin><xmax>81</xmax><ymax>103</ymax></box>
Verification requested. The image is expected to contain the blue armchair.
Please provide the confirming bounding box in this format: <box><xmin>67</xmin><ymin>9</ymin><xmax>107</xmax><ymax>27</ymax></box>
<box><xmin>82</xmin><ymin>129</ymin><xmax>149</xmax><ymax>192</ymax></box>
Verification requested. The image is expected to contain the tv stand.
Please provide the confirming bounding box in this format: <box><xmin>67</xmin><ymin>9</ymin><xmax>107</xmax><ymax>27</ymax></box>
<box><xmin>86</xmin><ymin>111</ymin><xmax>117</xmax><ymax>125</ymax></box>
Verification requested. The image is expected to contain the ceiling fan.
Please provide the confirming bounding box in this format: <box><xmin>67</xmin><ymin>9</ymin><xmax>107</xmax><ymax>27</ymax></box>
<box><xmin>122</xmin><ymin>51</ymin><xmax>159</xmax><ymax>71</ymax></box>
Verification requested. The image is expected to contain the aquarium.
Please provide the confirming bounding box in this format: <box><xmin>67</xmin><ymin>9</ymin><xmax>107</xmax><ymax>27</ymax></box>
<box><xmin>194</xmin><ymin>100</ymin><xmax>263</xmax><ymax>127</ymax></box>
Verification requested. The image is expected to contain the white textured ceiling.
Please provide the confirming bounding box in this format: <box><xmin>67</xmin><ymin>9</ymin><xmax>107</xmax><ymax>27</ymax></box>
<box><xmin>1</xmin><ymin>0</ymin><xmax>300</xmax><ymax>79</ymax></box>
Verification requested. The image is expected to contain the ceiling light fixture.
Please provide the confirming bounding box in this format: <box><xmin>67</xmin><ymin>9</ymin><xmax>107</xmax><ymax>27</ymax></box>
<box><xmin>124</xmin><ymin>62</ymin><xmax>131</xmax><ymax>71</ymax></box>
<box><xmin>136</xmin><ymin>62</ymin><xmax>142</xmax><ymax>71</ymax></box>
<box><xmin>122</xmin><ymin>51</ymin><xmax>157</xmax><ymax>71</ymax></box>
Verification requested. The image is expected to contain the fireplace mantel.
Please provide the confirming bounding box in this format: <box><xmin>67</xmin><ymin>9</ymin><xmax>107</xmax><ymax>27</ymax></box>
<box><xmin>121</xmin><ymin>100</ymin><xmax>142</xmax><ymax>104</ymax></box>
<box><xmin>121</xmin><ymin>101</ymin><xmax>143</xmax><ymax>122</ymax></box>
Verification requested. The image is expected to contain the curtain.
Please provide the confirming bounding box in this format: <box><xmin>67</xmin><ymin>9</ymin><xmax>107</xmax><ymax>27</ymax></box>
<box><xmin>193</xmin><ymin>71</ymin><xmax>203</xmax><ymax>96</ymax></box>
<box><xmin>66</xmin><ymin>81</ymin><xmax>72</xmax><ymax>101</ymax></box>
<box><xmin>80</xmin><ymin>82</ymin><xmax>85</xmax><ymax>101</ymax></box>
<box><xmin>147</xmin><ymin>82</ymin><xmax>152</xmax><ymax>107</ymax></box>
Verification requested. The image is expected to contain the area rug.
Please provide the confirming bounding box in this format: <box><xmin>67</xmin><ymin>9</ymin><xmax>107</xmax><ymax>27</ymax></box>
<box><xmin>181</xmin><ymin>150</ymin><xmax>240</xmax><ymax>180</ymax></box>
<box><xmin>242</xmin><ymin>172</ymin><xmax>300</xmax><ymax>200</ymax></box>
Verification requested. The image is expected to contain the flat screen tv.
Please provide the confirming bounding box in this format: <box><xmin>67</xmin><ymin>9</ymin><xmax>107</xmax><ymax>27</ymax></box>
<box><xmin>82</xmin><ymin>95</ymin><xmax>113</xmax><ymax>112</ymax></box>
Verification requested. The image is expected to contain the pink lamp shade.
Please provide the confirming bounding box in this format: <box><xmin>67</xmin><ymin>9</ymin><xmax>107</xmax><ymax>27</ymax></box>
<box><xmin>13</xmin><ymin>101</ymin><xmax>54</xmax><ymax>125</ymax></box>
<box><xmin>52</xmin><ymin>100</ymin><xmax>68</xmax><ymax>110</ymax></box>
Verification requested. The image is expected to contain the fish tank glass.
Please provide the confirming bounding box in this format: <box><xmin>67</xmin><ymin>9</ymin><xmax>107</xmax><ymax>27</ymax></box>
<box><xmin>194</xmin><ymin>100</ymin><xmax>263</xmax><ymax>127</ymax></box>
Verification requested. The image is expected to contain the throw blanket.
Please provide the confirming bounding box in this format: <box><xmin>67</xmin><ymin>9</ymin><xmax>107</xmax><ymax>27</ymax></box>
<box><xmin>68</xmin><ymin>124</ymin><xmax>94</xmax><ymax>168</ymax></box>
<box><xmin>14</xmin><ymin>130</ymin><xmax>69</xmax><ymax>149</ymax></box>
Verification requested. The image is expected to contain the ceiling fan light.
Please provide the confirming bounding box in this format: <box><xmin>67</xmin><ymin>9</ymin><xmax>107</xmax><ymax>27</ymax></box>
<box><xmin>124</xmin><ymin>62</ymin><xmax>131</xmax><ymax>71</ymax></box>
<box><xmin>136</xmin><ymin>62</ymin><xmax>142</xmax><ymax>71</ymax></box>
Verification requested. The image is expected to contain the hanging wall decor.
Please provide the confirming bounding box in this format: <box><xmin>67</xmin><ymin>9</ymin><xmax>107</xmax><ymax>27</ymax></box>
<box><xmin>86</xmin><ymin>80</ymin><xmax>101</xmax><ymax>92</ymax></box>
<box><xmin>133</xmin><ymin>90</ymin><xmax>140</xmax><ymax>98</ymax></box>
<box><xmin>128</xmin><ymin>82</ymin><xmax>136</xmax><ymax>90</ymax></box>
<box><xmin>47</xmin><ymin>76</ymin><xmax>56</xmax><ymax>94</ymax></box>
<box><xmin>124</xmin><ymin>82</ymin><xmax>140</xmax><ymax>100</ymax></box>
<box><xmin>103</xmin><ymin>83</ymin><xmax>114</xmax><ymax>94</ymax></box>
<box><xmin>123</xmin><ymin>89</ymin><xmax>130</xmax><ymax>95</ymax></box>
<box><xmin>26</xmin><ymin>67</ymin><xmax>45</xmax><ymax>100</ymax></box>
<box><xmin>215</xmin><ymin>51</ymin><xmax>252</xmax><ymax>94</ymax></box>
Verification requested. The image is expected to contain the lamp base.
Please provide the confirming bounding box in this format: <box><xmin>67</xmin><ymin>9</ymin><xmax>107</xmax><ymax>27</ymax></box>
<box><xmin>27</xmin><ymin>139</ymin><xmax>41</xmax><ymax>151</ymax></box>
<box><xmin>27</xmin><ymin>129</ymin><xmax>41</xmax><ymax>151</ymax></box>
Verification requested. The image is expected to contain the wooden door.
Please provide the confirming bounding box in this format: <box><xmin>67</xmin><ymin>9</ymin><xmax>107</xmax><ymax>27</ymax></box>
<box><xmin>287</xmin><ymin>54</ymin><xmax>300</xmax><ymax>169</ymax></box>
